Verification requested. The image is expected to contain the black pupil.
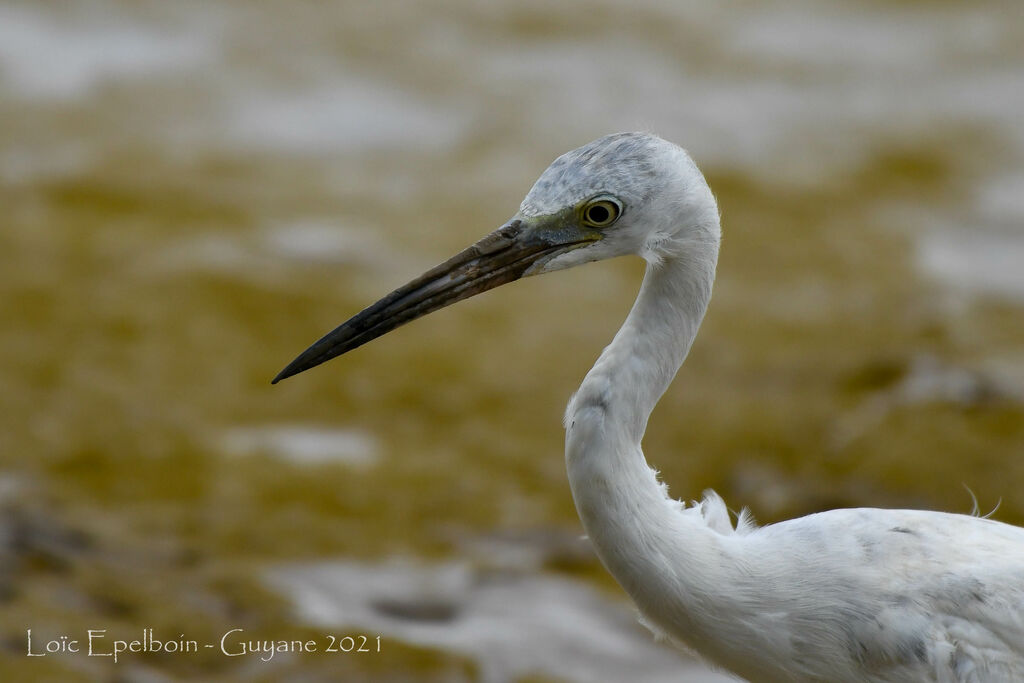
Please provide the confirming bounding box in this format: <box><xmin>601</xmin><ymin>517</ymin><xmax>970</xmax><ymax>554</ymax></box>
<box><xmin>588</xmin><ymin>204</ymin><xmax>610</xmax><ymax>224</ymax></box>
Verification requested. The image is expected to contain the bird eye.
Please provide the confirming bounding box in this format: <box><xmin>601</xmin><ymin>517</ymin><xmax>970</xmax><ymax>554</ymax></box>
<box><xmin>582</xmin><ymin>198</ymin><xmax>621</xmax><ymax>228</ymax></box>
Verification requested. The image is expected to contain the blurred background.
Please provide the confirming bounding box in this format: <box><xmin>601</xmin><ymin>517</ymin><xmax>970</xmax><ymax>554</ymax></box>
<box><xmin>2</xmin><ymin>0</ymin><xmax>1023</xmax><ymax>681</ymax></box>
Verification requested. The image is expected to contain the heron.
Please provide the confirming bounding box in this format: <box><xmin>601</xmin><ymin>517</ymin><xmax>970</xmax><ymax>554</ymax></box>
<box><xmin>273</xmin><ymin>133</ymin><xmax>1024</xmax><ymax>682</ymax></box>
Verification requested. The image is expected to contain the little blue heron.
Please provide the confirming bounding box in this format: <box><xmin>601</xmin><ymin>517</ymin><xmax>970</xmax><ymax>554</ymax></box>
<box><xmin>274</xmin><ymin>133</ymin><xmax>1024</xmax><ymax>682</ymax></box>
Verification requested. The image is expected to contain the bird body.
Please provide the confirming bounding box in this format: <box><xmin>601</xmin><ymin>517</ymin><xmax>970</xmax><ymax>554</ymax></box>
<box><xmin>275</xmin><ymin>133</ymin><xmax>1024</xmax><ymax>681</ymax></box>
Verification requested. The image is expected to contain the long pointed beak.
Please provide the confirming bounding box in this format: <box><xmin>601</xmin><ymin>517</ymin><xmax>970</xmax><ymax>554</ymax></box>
<box><xmin>272</xmin><ymin>217</ymin><xmax>594</xmax><ymax>383</ymax></box>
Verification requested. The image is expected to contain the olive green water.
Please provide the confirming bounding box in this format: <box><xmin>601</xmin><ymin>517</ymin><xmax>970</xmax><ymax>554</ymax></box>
<box><xmin>2</xmin><ymin>1</ymin><xmax>1023</xmax><ymax>681</ymax></box>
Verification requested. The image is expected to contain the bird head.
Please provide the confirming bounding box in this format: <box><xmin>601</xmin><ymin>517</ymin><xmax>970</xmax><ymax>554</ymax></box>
<box><xmin>272</xmin><ymin>132</ymin><xmax>718</xmax><ymax>383</ymax></box>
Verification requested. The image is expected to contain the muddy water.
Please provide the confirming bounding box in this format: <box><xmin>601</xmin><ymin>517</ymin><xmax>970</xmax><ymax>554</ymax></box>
<box><xmin>2</xmin><ymin>1</ymin><xmax>1023</xmax><ymax>680</ymax></box>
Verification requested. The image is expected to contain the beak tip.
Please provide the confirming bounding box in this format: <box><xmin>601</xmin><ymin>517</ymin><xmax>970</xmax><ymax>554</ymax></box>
<box><xmin>272</xmin><ymin>347</ymin><xmax>332</xmax><ymax>385</ymax></box>
<box><xmin>271</xmin><ymin>364</ymin><xmax>300</xmax><ymax>385</ymax></box>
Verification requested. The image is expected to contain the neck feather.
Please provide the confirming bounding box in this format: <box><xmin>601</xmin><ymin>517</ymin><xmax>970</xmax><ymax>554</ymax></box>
<box><xmin>568</xmin><ymin>238</ymin><xmax>717</xmax><ymax>443</ymax></box>
<box><xmin>563</xmin><ymin>234</ymin><xmax>723</xmax><ymax>637</ymax></box>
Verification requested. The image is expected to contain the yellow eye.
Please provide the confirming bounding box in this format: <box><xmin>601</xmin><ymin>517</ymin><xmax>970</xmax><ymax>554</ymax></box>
<box><xmin>582</xmin><ymin>198</ymin><xmax>621</xmax><ymax>228</ymax></box>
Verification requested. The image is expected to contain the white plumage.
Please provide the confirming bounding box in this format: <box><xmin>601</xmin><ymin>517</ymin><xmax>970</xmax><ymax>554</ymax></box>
<box><xmin>275</xmin><ymin>132</ymin><xmax>1024</xmax><ymax>682</ymax></box>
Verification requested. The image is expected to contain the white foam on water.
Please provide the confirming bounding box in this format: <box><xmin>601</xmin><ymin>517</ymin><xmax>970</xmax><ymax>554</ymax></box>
<box><xmin>221</xmin><ymin>76</ymin><xmax>471</xmax><ymax>155</ymax></box>
<box><xmin>917</xmin><ymin>231</ymin><xmax>1024</xmax><ymax>301</ymax></box>
<box><xmin>219</xmin><ymin>425</ymin><xmax>378</xmax><ymax>467</ymax></box>
<box><xmin>139</xmin><ymin>223</ymin><xmax>391</xmax><ymax>286</ymax></box>
<box><xmin>725</xmin><ymin>6</ymin><xmax>992</xmax><ymax>72</ymax></box>
<box><xmin>975</xmin><ymin>172</ymin><xmax>1024</xmax><ymax>226</ymax></box>
<box><xmin>0</xmin><ymin>5</ymin><xmax>213</xmax><ymax>100</ymax></box>
<box><xmin>6</xmin><ymin>2</ymin><xmax>1022</xmax><ymax>185</ymax></box>
<box><xmin>913</xmin><ymin>171</ymin><xmax>1024</xmax><ymax>300</ymax></box>
<box><xmin>259</xmin><ymin>222</ymin><xmax>386</xmax><ymax>266</ymax></box>
<box><xmin>267</xmin><ymin>559</ymin><xmax>739</xmax><ymax>683</ymax></box>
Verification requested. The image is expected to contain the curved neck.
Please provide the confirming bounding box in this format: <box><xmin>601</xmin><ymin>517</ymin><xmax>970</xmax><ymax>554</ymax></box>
<box><xmin>564</xmin><ymin>238</ymin><xmax>722</xmax><ymax>635</ymax></box>
<box><xmin>569</xmin><ymin>240</ymin><xmax>720</xmax><ymax>448</ymax></box>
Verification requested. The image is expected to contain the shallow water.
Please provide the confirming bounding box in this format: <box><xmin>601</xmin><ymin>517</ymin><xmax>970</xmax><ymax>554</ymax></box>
<box><xmin>2</xmin><ymin>1</ymin><xmax>1023</xmax><ymax>681</ymax></box>
<box><xmin>218</xmin><ymin>425</ymin><xmax>378</xmax><ymax>467</ymax></box>
<box><xmin>268</xmin><ymin>559</ymin><xmax>739</xmax><ymax>683</ymax></box>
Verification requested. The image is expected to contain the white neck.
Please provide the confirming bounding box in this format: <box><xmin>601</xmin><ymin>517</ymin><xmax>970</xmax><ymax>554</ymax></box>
<box><xmin>564</xmin><ymin>236</ymin><xmax>727</xmax><ymax>644</ymax></box>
